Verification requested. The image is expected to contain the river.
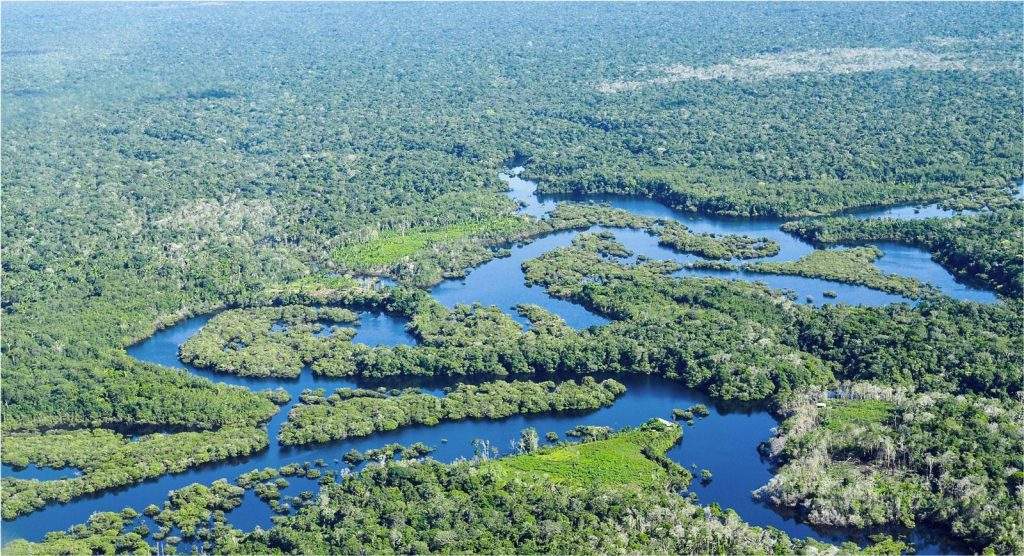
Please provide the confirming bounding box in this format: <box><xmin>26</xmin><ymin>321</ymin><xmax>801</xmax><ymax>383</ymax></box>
<box><xmin>2</xmin><ymin>169</ymin><xmax>993</xmax><ymax>554</ymax></box>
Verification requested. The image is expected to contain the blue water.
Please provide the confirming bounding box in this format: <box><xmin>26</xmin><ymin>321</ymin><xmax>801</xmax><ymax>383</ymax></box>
<box><xmin>871</xmin><ymin>242</ymin><xmax>996</xmax><ymax>303</ymax></box>
<box><xmin>511</xmin><ymin>168</ymin><xmax>997</xmax><ymax>305</ymax></box>
<box><xmin>1</xmin><ymin>170</ymin><xmax>991</xmax><ymax>554</ymax></box>
<box><xmin>430</xmin><ymin>229</ymin><xmax>611</xmax><ymax>329</ymax></box>
<box><xmin>847</xmin><ymin>203</ymin><xmax>961</xmax><ymax>220</ymax></box>
<box><xmin>351</xmin><ymin>311</ymin><xmax>416</xmax><ymax>346</ymax></box>
<box><xmin>2</xmin><ymin>464</ymin><xmax>81</xmax><ymax>481</ymax></box>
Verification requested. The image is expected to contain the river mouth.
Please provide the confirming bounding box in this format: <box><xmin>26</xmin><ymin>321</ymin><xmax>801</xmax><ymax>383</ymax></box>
<box><xmin>1</xmin><ymin>171</ymin><xmax>990</xmax><ymax>554</ymax></box>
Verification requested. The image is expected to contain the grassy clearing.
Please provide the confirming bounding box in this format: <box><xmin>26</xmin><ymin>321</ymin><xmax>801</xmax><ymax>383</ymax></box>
<box><xmin>333</xmin><ymin>217</ymin><xmax>531</xmax><ymax>268</ymax></box>
<box><xmin>489</xmin><ymin>421</ymin><xmax>682</xmax><ymax>489</ymax></box>
<box><xmin>821</xmin><ymin>399</ymin><xmax>894</xmax><ymax>431</ymax></box>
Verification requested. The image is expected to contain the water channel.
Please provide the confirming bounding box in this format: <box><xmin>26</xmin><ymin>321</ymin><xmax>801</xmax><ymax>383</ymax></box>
<box><xmin>2</xmin><ymin>169</ymin><xmax>996</xmax><ymax>553</ymax></box>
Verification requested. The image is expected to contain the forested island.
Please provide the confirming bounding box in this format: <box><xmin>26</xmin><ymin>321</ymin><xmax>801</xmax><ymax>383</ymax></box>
<box><xmin>2</xmin><ymin>3</ymin><xmax>1021</xmax><ymax>555</ymax></box>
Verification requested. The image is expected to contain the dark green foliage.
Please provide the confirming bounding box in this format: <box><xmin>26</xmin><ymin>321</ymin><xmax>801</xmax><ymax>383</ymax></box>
<box><xmin>546</xmin><ymin>203</ymin><xmax>781</xmax><ymax>260</ymax></box>
<box><xmin>672</xmin><ymin>408</ymin><xmax>693</xmax><ymax>421</ymax></box>
<box><xmin>797</xmin><ymin>299</ymin><xmax>1023</xmax><ymax>399</ymax></box>
<box><xmin>522</xmin><ymin>233</ymin><xmax>835</xmax><ymax>400</ymax></box>
<box><xmin>152</xmin><ymin>481</ymin><xmax>245</xmax><ymax>538</ymax></box>
<box><xmin>4</xmin><ymin>480</ymin><xmax>250</xmax><ymax>554</ymax></box>
<box><xmin>218</xmin><ymin>430</ymin><xmax>808</xmax><ymax>555</ymax></box>
<box><xmin>1</xmin><ymin>357</ymin><xmax>278</xmax><ymax>433</ymax></box>
<box><xmin>656</xmin><ymin>221</ymin><xmax>779</xmax><ymax>260</ymax></box>
<box><xmin>4</xmin><ymin>1</ymin><xmax>1020</xmax><ymax>436</ymax></box>
<box><xmin>2</xmin><ymin>511</ymin><xmax>150</xmax><ymax>556</ymax></box>
<box><xmin>566</xmin><ymin>425</ymin><xmax>613</xmax><ymax>442</ymax></box>
<box><xmin>1</xmin><ymin>3</ymin><xmax>1021</xmax><ymax>553</ymax></box>
<box><xmin>261</xmin><ymin>388</ymin><xmax>292</xmax><ymax>405</ymax></box>
<box><xmin>179</xmin><ymin>305</ymin><xmax>359</xmax><ymax>378</ymax></box>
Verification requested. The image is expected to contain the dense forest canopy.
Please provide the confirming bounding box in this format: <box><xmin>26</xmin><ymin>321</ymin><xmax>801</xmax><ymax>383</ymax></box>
<box><xmin>1</xmin><ymin>3</ymin><xmax>1022</xmax><ymax>554</ymax></box>
<box><xmin>3</xmin><ymin>3</ymin><xmax>1021</xmax><ymax>367</ymax></box>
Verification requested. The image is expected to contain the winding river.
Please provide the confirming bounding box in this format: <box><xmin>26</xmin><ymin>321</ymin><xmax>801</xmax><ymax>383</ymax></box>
<box><xmin>2</xmin><ymin>170</ymin><xmax>995</xmax><ymax>553</ymax></box>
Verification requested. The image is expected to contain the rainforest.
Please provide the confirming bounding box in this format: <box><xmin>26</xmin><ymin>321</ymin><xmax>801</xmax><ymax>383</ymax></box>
<box><xmin>1</xmin><ymin>3</ymin><xmax>1022</xmax><ymax>555</ymax></box>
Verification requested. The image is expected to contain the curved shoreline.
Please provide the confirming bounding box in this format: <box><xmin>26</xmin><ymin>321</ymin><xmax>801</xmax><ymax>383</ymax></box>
<box><xmin>1</xmin><ymin>171</ymin><xmax>990</xmax><ymax>554</ymax></box>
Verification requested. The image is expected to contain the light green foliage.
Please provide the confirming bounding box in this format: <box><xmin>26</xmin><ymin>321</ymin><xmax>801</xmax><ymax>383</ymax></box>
<box><xmin>821</xmin><ymin>399</ymin><xmax>893</xmax><ymax>432</ymax></box>
<box><xmin>492</xmin><ymin>420</ymin><xmax>685</xmax><ymax>489</ymax></box>
<box><xmin>179</xmin><ymin>305</ymin><xmax>360</xmax><ymax>377</ymax></box>
<box><xmin>757</xmin><ymin>385</ymin><xmax>1024</xmax><ymax>553</ymax></box>
<box><xmin>783</xmin><ymin>209</ymin><xmax>1024</xmax><ymax>297</ymax></box>
<box><xmin>1</xmin><ymin>427</ymin><xmax>267</xmax><ymax>519</ymax></box>
<box><xmin>278</xmin><ymin>377</ymin><xmax>626</xmax><ymax>446</ymax></box>
<box><xmin>745</xmin><ymin>246</ymin><xmax>935</xmax><ymax>298</ymax></box>
<box><xmin>333</xmin><ymin>216</ymin><xmax>532</xmax><ymax>268</ymax></box>
<box><xmin>3</xmin><ymin>511</ymin><xmax>150</xmax><ymax>556</ymax></box>
<box><xmin>656</xmin><ymin>221</ymin><xmax>779</xmax><ymax>259</ymax></box>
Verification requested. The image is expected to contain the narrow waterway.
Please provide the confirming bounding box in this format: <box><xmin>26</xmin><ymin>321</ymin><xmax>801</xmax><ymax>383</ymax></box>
<box><xmin>1</xmin><ymin>170</ymin><xmax>991</xmax><ymax>554</ymax></box>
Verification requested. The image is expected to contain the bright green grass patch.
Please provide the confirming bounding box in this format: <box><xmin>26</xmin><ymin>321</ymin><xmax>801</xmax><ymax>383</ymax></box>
<box><xmin>489</xmin><ymin>422</ymin><xmax>681</xmax><ymax>490</ymax></box>
<box><xmin>334</xmin><ymin>217</ymin><xmax>531</xmax><ymax>268</ymax></box>
<box><xmin>822</xmin><ymin>399</ymin><xmax>894</xmax><ymax>431</ymax></box>
<box><xmin>270</xmin><ymin>274</ymin><xmax>362</xmax><ymax>295</ymax></box>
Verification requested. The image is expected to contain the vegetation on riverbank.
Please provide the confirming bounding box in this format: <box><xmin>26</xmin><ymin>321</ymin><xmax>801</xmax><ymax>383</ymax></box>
<box><xmin>744</xmin><ymin>246</ymin><xmax>935</xmax><ymax>298</ymax></box>
<box><xmin>490</xmin><ymin>420</ymin><xmax>687</xmax><ymax>490</ymax></box>
<box><xmin>656</xmin><ymin>221</ymin><xmax>779</xmax><ymax>259</ymax></box>
<box><xmin>0</xmin><ymin>420</ymin><xmax>927</xmax><ymax>555</ymax></box>
<box><xmin>0</xmin><ymin>427</ymin><xmax>267</xmax><ymax>519</ymax></box>
<box><xmin>545</xmin><ymin>204</ymin><xmax>781</xmax><ymax>260</ymax></box>
<box><xmin>278</xmin><ymin>378</ymin><xmax>626</xmax><ymax>446</ymax></box>
<box><xmin>8</xmin><ymin>231</ymin><xmax>1015</xmax><ymax>543</ymax></box>
<box><xmin>756</xmin><ymin>384</ymin><xmax>1024</xmax><ymax>553</ymax></box>
<box><xmin>179</xmin><ymin>305</ymin><xmax>360</xmax><ymax>378</ymax></box>
<box><xmin>795</xmin><ymin>299</ymin><xmax>1022</xmax><ymax>399</ymax></box>
<box><xmin>331</xmin><ymin>200</ymin><xmax>784</xmax><ymax>287</ymax></box>
<box><xmin>1</xmin><ymin>3</ymin><xmax>1021</xmax><ymax>552</ymax></box>
<box><xmin>1</xmin><ymin>360</ymin><xmax>280</xmax><ymax>434</ymax></box>
<box><xmin>522</xmin><ymin>232</ymin><xmax>835</xmax><ymax>400</ymax></box>
<box><xmin>782</xmin><ymin>208</ymin><xmax>1024</xmax><ymax>297</ymax></box>
<box><xmin>333</xmin><ymin>216</ymin><xmax>533</xmax><ymax>269</ymax></box>
<box><xmin>4</xmin><ymin>480</ymin><xmax>249</xmax><ymax>555</ymax></box>
<box><xmin>3</xmin><ymin>511</ymin><xmax>152</xmax><ymax>556</ymax></box>
<box><xmin>537</xmin><ymin>166</ymin><xmax>1019</xmax><ymax>220</ymax></box>
<box><xmin>173</xmin><ymin>274</ymin><xmax>832</xmax><ymax>405</ymax></box>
